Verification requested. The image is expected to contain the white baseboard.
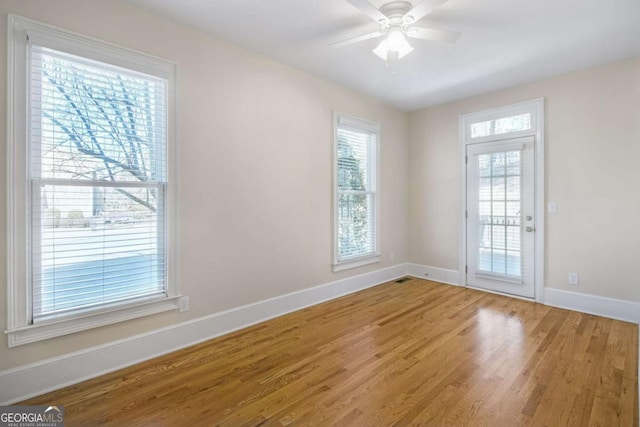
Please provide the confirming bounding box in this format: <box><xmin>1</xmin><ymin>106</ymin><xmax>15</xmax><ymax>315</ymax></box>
<box><xmin>544</xmin><ymin>287</ymin><xmax>640</xmax><ymax>325</ymax></box>
<box><xmin>0</xmin><ymin>264</ymin><xmax>408</xmax><ymax>405</ymax></box>
<box><xmin>407</xmin><ymin>264</ymin><xmax>640</xmax><ymax>325</ymax></box>
<box><xmin>407</xmin><ymin>263</ymin><xmax>460</xmax><ymax>286</ymax></box>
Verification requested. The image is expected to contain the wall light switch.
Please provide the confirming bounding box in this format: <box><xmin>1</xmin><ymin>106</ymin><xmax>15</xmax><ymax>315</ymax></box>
<box><xmin>547</xmin><ymin>202</ymin><xmax>557</xmax><ymax>214</ymax></box>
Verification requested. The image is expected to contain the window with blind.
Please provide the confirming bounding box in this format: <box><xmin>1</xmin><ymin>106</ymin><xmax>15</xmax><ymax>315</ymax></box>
<box><xmin>333</xmin><ymin>113</ymin><xmax>380</xmax><ymax>271</ymax></box>
<box><xmin>31</xmin><ymin>46</ymin><xmax>168</xmax><ymax>321</ymax></box>
<box><xmin>7</xmin><ymin>16</ymin><xmax>179</xmax><ymax>346</ymax></box>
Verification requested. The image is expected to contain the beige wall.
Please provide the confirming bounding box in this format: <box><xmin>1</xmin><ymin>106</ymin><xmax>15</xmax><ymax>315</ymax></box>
<box><xmin>0</xmin><ymin>0</ymin><xmax>409</xmax><ymax>370</ymax></box>
<box><xmin>409</xmin><ymin>57</ymin><xmax>640</xmax><ymax>302</ymax></box>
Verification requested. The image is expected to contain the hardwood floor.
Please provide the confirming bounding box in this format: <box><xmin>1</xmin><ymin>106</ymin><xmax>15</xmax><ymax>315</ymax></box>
<box><xmin>22</xmin><ymin>278</ymin><xmax>638</xmax><ymax>426</ymax></box>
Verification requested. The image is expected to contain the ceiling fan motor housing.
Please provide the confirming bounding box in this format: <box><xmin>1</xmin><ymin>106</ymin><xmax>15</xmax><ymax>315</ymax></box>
<box><xmin>379</xmin><ymin>1</ymin><xmax>414</xmax><ymax>28</ymax></box>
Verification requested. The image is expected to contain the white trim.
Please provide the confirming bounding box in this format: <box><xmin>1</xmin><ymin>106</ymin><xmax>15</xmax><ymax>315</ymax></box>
<box><xmin>9</xmin><ymin>14</ymin><xmax>175</xmax><ymax>78</ymax></box>
<box><xmin>407</xmin><ymin>265</ymin><xmax>640</xmax><ymax>325</ymax></box>
<box><xmin>6</xmin><ymin>14</ymin><xmax>19</xmax><ymax>338</ymax></box>
<box><xmin>533</xmin><ymin>99</ymin><xmax>545</xmax><ymax>303</ymax></box>
<box><xmin>333</xmin><ymin>255</ymin><xmax>381</xmax><ymax>272</ymax></box>
<box><xmin>458</xmin><ymin>98</ymin><xmax>545</xmax><ymax>302</ymax></box>
<box><xmin>466</xmin><ymin>139</ymin><xmax>526</xmax><ymax>155</ymax></box>
<box><xmin>336</xmin><ymin>114</ymin><xmax>380</xmax><ymax>134</ymax></box>
<box><xmin>407</xmin><ymin>263</ymin><xmax>460</xmax><ymax>286</ymax></box>
<box><xmin>6</xmin><ymin>297</ymin><xmax>181</xmax><ymax>347</ymax></box>
<box><xmin>0</xmin><ymin>264</ymin><xmax>407</xmax><ymax>405</ymax></box>
<box><xmin>544</xmin><ymin>287</ymin><xmax>640</xmax><ymax>325</ymax></box>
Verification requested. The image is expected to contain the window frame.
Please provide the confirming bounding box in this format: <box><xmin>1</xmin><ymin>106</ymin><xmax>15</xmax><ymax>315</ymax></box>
<box><xmin>6</xmin><ymin>15</ymin><xmax>180</xmax><ymax>347</ymax></box>
<box><xmin>332</xmin><ymin>112</ymin><xmax>381</xmax><ymax>272</ymax></box>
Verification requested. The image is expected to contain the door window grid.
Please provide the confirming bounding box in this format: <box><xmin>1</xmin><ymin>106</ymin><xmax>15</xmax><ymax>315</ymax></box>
<box><xmin>477</xmin><ymin>150</ymin><xmax>523</xmax><ymax>279</ymax></box>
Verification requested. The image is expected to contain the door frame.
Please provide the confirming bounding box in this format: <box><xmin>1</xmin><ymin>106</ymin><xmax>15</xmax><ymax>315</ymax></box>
<box><xmin>458</xmin><ymin>98</ymin><xmax>545</xmax><ymax>302</ymax></box>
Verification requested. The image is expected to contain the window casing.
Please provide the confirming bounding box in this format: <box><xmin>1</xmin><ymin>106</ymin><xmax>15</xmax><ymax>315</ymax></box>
<box><xmin>333</xmin><ymin>113</ymin><xmax>380</xmax><ymax>271</ymax></box>
<box><xmin>7</xmin><ymin>15</ymin><xmax>179</xmax><ymax>346</ymax></box>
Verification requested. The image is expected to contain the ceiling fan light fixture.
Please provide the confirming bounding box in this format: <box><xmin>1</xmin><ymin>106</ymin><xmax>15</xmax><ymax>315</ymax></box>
<box><xmin>372</xmin><ymin>30</ymin><xmax>414</xmax><ymax>61</ymax></box>
<box><xmin>386</xmin><ymin>28</ymin><xmax>407</xmax><ymax>51</ymax></box>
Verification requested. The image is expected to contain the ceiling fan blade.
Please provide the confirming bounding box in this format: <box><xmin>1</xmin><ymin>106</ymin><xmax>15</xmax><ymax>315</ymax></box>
<box><xmin>403</xmin><ymin>0</ymin><xmax>448</xmax><ymax>24</ymax></box>
<box><xmin>405</xmin><ymin>27</ymin><xmax>460</xmax><ymax>43</ymax></box>
<box><xmin>346</xmin><ymin>0</ymin><xmax>389</xmax><ymax>23</ymax></box>
<box><xmin>330</xmin><ymin>31</ymin><xmax>385</xmax><ymax>48</ymax></box>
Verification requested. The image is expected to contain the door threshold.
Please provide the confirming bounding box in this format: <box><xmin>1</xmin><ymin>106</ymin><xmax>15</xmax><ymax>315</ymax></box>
<box><xmin>465</xmin><ymin>285</ymin><xmax>536</xmax><ymax>302</ymax></box>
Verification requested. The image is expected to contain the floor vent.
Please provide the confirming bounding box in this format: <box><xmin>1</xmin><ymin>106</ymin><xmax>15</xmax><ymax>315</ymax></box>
<box><xmin>395</xmin><ymin>277</ymin><xmax>411</xmax><ymax>284</ymax></box>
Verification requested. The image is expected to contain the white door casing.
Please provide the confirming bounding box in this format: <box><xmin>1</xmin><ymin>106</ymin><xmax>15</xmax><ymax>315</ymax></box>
<box><xmin>458</xmin><ymin>99</ymin><xmax>544</xmax><ymax>301</ymax></box>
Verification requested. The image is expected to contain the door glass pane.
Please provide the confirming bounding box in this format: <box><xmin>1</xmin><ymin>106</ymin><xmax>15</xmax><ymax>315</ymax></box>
<box><xmin>475</xmin><ymin>150</ymin><xmax>522</xmax><ymax>278</ymax></box>
<box><xmin>478</xmin><ymin>155</ymin><xmax>491</xmax><ymax>176</ymax></box>
<box><xmin>491</xmin><ymin>152</ymin><xmax>505</xmax><ymax>175</ymax></box>
<box><xmin>506</xmin><ymin>176</ymin><xmax>520</xmax><ymax>200</ymax></box>
<box><xmin>506</xmin><ymin>151</ymin><xmax>521</xmax><ymax>175</ymax></box>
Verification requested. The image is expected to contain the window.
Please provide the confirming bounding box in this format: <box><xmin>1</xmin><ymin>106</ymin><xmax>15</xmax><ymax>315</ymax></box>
<box><xmin>7</xmin><ymin>16</ymin><xmax>179</xmax><ymax>346</ymax></box>
<box><xmin>469</xmin><ymin>112</ymin><xmax>532</xmax><ymax>140</ymax></box>
<box><xmin>470</xmin><ymin>113</ymin><xmax>531</xmax><ymax>139</ymax></box>
<box><xmin>333</xmin><ymin>113</ymin><xmax>380</xmax><ymax>271</ymax></box>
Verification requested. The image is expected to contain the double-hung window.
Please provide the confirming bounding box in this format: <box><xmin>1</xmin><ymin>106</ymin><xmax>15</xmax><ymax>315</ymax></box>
<box><xmin>333</xmin><ymin>113</ymin><xmax>380</xmax><ymax>271</ymax></box>
<box><xmin>7</xmin><ymin>16</ymin><xmax>179</xmax><ymax>346</ymax></box>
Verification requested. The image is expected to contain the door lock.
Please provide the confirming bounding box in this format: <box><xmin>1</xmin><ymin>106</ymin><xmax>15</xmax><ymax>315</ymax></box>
<box><xmin>526</xmin><ymin>215</ymin><xmax>533</xmax><ymax>221</ymax></box>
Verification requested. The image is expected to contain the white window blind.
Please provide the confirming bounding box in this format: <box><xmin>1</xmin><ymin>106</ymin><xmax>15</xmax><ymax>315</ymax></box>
<box><xmin>30</xmin><ymin>45</ymin><xmax>168</xmax><ymax>321</ymax></box>
<box><xmin>335</xmin><ymin>117</ymin><xmax>378</xmax><ymax>263</ymax></box>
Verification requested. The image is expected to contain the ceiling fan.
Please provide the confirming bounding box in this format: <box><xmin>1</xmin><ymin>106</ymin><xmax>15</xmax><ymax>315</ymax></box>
<box><xmin>331</xmin><ymin>0</ymin><xmax>460</xmax><ymax>61</ymax></box>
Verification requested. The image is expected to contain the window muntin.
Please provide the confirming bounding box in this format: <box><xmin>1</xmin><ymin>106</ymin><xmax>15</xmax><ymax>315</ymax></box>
<box><xmin>334</xmin><ymin>115</ymin><xmax>379</xmax><ymax>268</ymax></box>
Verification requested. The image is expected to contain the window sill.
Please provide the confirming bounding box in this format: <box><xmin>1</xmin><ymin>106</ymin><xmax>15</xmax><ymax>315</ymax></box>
<box><xmin>5</xmin><ymin>296</ymin><xmax>182</xmax><ymax>347</ymax></box>
<box><xmin>333</xmin><ymin>255</ymin><xmax>381</xmax><ymax>272</ymax></box>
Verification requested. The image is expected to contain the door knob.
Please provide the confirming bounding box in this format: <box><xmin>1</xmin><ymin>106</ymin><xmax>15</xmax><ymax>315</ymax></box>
<box><xmin>525</xmin><ymin>226</ymin><xmax>534</xmax><ymax>232</ymax></box>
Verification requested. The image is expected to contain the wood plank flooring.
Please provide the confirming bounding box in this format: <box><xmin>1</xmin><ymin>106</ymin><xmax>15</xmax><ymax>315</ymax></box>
<box><xmin>22</xmin><ymin>278</ymin><xmax>639</xmax><ymax>426</ymax></box>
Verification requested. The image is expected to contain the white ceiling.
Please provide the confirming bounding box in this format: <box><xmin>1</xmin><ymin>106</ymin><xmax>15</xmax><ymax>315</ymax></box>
<box><xmin>124</xmin><ymin>0</ymin><xmax>640</xmax><ymax>111</ymax></box>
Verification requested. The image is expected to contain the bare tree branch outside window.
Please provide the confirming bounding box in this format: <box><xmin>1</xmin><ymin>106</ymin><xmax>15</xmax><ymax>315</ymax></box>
<box><xmin>40</xmin><ymin>52</ymin><xmax>162</xmax><ymax>215</ymax></box>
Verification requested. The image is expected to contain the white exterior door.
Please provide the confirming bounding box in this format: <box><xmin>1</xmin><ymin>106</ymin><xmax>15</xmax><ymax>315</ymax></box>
<box><xmin>466</xmin><ymin>136</ymin><xmax>535</xmax><ymax>298</ymax></box>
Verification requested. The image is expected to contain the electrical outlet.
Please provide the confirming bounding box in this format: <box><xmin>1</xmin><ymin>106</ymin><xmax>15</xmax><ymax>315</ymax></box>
<box><xmin>178</xmin><ymin>296</ymin><xmax>190</xmax><ymax>312</ymax></box>
<box><xmin>548</xmin><ymin>202</ymin><xmax>557</xmax><ymax>214</ymax></box>
<box><xmin>568</xmin><ymin>273</ymin><xmax>579</xmax><ymax>286</ymax></box>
